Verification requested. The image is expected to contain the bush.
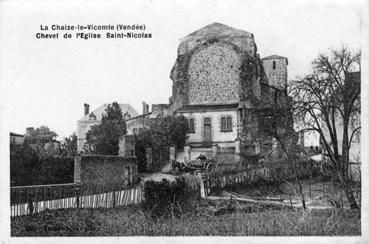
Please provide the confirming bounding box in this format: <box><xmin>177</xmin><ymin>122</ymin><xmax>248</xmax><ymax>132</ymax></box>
<box><xmin>142</xmin><ymin>177</ymin><xmax>192</xmax><ymax>219</ymax></box>
<box><xmin>10</xmin><ymin>143</ymin><xmax>74</xmax><ymax>186</ymax></box>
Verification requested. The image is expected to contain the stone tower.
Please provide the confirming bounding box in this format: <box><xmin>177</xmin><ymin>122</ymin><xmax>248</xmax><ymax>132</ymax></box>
<box><xmin>262</xmin><ymin>55</ymin><xmax>288</xmax><ymax>91</ymax></box>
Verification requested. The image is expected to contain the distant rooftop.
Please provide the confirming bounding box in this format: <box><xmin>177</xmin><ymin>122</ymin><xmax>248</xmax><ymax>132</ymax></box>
<box><xmin>10</xmin><ymin>132</ymin><xmax>24</xmax><ymax>137</ymax></box>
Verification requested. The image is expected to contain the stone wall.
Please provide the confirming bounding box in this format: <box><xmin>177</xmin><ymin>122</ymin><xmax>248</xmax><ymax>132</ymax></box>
<box><xmin>76</xmin><ymin>120</ymin><xmax>99</xmax><ymax>152</ymax></box>
<box><xmin>74</xmin><ymin>155</ymin><xmax>138</xmax><ymax>185</ymax></box>
<box><xmin>262</xmin><ymin>58</ymin><xmax>288</xmax><ymax>90</ymax></box>
<box><xmin>188</xmin><ymin>43</ymin><xmax>241</xmax><ymax>105</ymax></box>
<box><xmin>118</xmin><ymin>135</ymin><xmax>136</xmax><ymax>157</ymax></box>
<box><xmin>169</xmin><ymin>23</ymin><xmax>261</xmax><ymax>112</ymax></box>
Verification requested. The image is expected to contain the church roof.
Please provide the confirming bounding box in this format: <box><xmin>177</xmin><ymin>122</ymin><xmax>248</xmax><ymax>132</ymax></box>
<box><xmin>78</xmin><ymin>103</ymin><xmax>139</xmax><ymax>122</ymax></box>
<box><xmin>181</xmin><ymin>22</ymin><xmax>252</xmax><ymax>41</ymax></box>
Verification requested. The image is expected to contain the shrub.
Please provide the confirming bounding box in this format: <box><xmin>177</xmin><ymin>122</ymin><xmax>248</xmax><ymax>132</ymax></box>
<box><xmin>142</xmin><ymin>177</ymin><xmax>192</xmax><ymax>219</ymax></box>
<box><xmin>10</xmin><ymin>143</ymin><xmax>74</xmax><ymax>186</ymax></box>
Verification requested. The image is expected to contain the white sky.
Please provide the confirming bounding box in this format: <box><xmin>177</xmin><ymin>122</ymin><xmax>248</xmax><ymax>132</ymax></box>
<box><xmin>0</xmin><ymin>0</ymin><xmax>365</xmax><ymax>139</ymax></box>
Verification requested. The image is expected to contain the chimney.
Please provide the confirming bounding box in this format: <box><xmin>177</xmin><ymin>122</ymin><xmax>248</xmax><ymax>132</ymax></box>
<box><xmin>84</xmin><ymin>103</ymin><xmax>90</xmax><ymax>116</ymax></box>
<box><xmin>142</xmin><ymin>101</ymin><xmax>149</xmax><ymax>114</ymax></box>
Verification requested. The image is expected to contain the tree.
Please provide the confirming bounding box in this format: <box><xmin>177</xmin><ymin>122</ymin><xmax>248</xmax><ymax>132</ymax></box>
<box><xmin>134</xmin><ymin>115</ymin><xmax>188</xmax><ymax>171</ymax></box>
<box><xmin>62</xmin><ymin>133</ymin><xmax>77</xmax><ymax>156</ymax></box>
<box><xmin>86</xmin><ymin>102</ymin><xmax>127</xmax><ymax>155</ymax></box>
<box><xmin>259</xmin><ymin>93</ymin><xmax>308</xmax><ymax>209</ymax></box>
<box><xmin>135</xmin><ymin>115</ymin><xmax>188</xmax><ymax>150</ymax></box>
<box><xmin>291</xmin><ymin>45</ymin><xmax>360</xmax><ymax>209</ymax></box>
<box><xmin>25</xmin><ymin>125</ymin><xmax>58</xmax><ymax>143</ymax></box>
<box><xmin>10</xmin><ymin>142</ymin><xmax>40</xmax><ymax>186</ymax></box>
<box><xmin>24</xmin><ymin>125</ymin><xmax>59</xmax><ymax>156</ymax></box>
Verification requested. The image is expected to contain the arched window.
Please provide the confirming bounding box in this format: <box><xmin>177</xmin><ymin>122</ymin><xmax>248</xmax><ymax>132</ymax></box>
<box><xmin>272</xmin><ymin>61</ymin><xmax>276</xmax><ymax>70</ymax></box>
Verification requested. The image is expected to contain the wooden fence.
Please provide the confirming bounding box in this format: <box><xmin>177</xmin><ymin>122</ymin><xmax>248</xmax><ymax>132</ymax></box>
<box><xmin>11</xmin><ymin>183</ymin><xmax>143</xmax><ymax>217</ymax></box>
<box><xmin>202</xmin><ymin>160</ymin><xmax>321</xmax><ymax>196</ymax></box>
<box><xmin>202</xmin><ymin>167</ymin><xmax>270</xmax><ymax>196</ymax></box>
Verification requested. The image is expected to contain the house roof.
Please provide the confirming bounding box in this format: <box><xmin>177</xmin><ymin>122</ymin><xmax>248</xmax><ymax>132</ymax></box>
<box><xmin>10</xmin><ymin>132</ymin><xmax>24</xmax><ymax>137</ymax></box>
<box><xmin>181</xmin><ymin>22</ymin><xmax>252</xmax><ymax>42</ymax></box>
<box><xmin>78</xmin><ymin>103</ymin><xmax>139</xmax><ymax>122</ymax></box>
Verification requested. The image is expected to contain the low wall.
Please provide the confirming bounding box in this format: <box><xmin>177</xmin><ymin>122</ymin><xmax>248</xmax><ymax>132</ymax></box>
<box><xmin>74</xmin><ymin>155</ymin><xmax>138</xmax><ymax>185</ymax></box>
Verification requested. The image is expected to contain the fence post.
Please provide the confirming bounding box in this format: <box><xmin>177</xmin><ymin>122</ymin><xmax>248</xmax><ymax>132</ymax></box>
<box><xmin>112</xmin><ymin>183</ymin><xmax>116</xmax><ymax>208</ymax></box>
<box><xmin>76</xmin><ymin>185</ymin><xmax>80</xmax><ymax>208</ymax></box>
<box><xmin>27</xmin><ymin>190</ymin><xmax>34</xmax><ymax>215</ymax></box>
<box><xmin>105</xmin><ymin>185</ymin><xmax>108</xmax><ymax>207</ymax></box>
<box><xmin>34</xmin><ymin>188</ymin><xmax>38</xmax><ymax>213</ymax></box>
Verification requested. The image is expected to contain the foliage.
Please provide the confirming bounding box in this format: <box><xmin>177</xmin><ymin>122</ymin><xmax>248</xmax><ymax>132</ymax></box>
<box><xmin>134</xmin><ymin>115</ymin><xmax>188</xmax><ymax>172</ymax></box>
<box><xmin>26</xmin><ymin>125</ymin><xmax>58</xmax><ymax>140</ymax></box>
<box><xmin>135</xmin><ymin>115</ymin><xmax>189</xmax><ymax>150</ymax></box>
<box><xmin>141</xmin><ymin>177</ymin><xmax>192</xmax><ymax>219</ymax></box>
<box><xmin>11</xmin><ymin>206</ymin><xmax>361</xmax><ymax>236</ymax></box>
<box><xmin>10</xmin><ymin>143</ymin><xmax>41</xmax><ymax>186</ymax></box>
<box><xmin>10</xmin><ymin>143</ymin><xmax>74</xmax><ymax>186</ymax></box>
<box><xmin>291</xmin><ymin>45</ymin><xmax>361</xmax><ymax>209</ymax></box>
<box><xmin>61</xmin><ymin>133</ymin><xmax>77</xmax><ymax>156</ymax></box>
<box><xmin>86</xmin><ymin>102</ymin><xmax>127</xmax><ymax>155</ymax></box>
<box><xmin>23</xmin><ymin>125</ymin><xmax>60</xmax><ymax>156</ymax></box>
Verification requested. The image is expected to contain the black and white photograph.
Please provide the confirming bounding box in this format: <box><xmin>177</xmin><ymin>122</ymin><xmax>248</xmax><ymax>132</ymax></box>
<box><xmin>0</xmin><ymin>0</ymin><xmax>368</xmax><ymax>242</ymax></box>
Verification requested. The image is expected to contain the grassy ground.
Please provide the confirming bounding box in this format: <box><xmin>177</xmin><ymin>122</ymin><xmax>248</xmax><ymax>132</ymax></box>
<box><xmin>11</xmin><ymin>203</ymin><xmax>360</xmax><ymax>236</ymax></box>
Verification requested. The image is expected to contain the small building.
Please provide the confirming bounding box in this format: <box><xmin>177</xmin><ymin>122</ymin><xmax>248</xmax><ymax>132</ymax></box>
<box><xmin>10</xmin><ymin>132</ymin><xmax>24</xmax><ymax>145</ymax></box>
<box><xmin>77</xmin><ymin>103</ymin><xmax>138</xmax><ymax>152</ymax></box>
<box><xmin>126</xmin><ymin>102</ymin><xmax>170</xmax><ymax>135</ymax></box>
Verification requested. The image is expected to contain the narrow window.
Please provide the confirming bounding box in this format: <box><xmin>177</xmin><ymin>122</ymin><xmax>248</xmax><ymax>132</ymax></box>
<box><xmin>227</xmin><ymin>116</ymin><xmax>232</xmax><ymax>131</ymax></box>
<box><xmin>186</xmin><ymin>118</ymin><xmax>195</xmax><ymax>133</ymax></box>
<box><xmin>189</xmin><ymin>118</ymin><xmax>195</xmax><ymax>133</ymax></box>
<box><xmin>221</xmin><ymin>117</ymin><xmax>226</xmax><ymax>131</ymax></box>
<box><xmin>272</xmin><ymin>61</ymin><xmax>276</xmax><ymax>70</ymax></box>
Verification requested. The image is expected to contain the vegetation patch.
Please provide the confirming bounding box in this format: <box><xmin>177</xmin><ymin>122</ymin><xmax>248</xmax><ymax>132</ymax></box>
<box><xmin>11</xmin><ymin>205</ymin><xmax>360</xmax><ymax>236</ymax></box>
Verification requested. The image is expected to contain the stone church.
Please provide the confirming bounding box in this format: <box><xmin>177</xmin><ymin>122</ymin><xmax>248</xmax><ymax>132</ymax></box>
<box><xmin>121</xmin><ymin>23</ymin><xmax>290</xmax><ymax>164</ymax></box>
<box><xmin>168</xmin><ymin>23</ymin><xmax>289</xmax><ymax>162</ymax></box>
